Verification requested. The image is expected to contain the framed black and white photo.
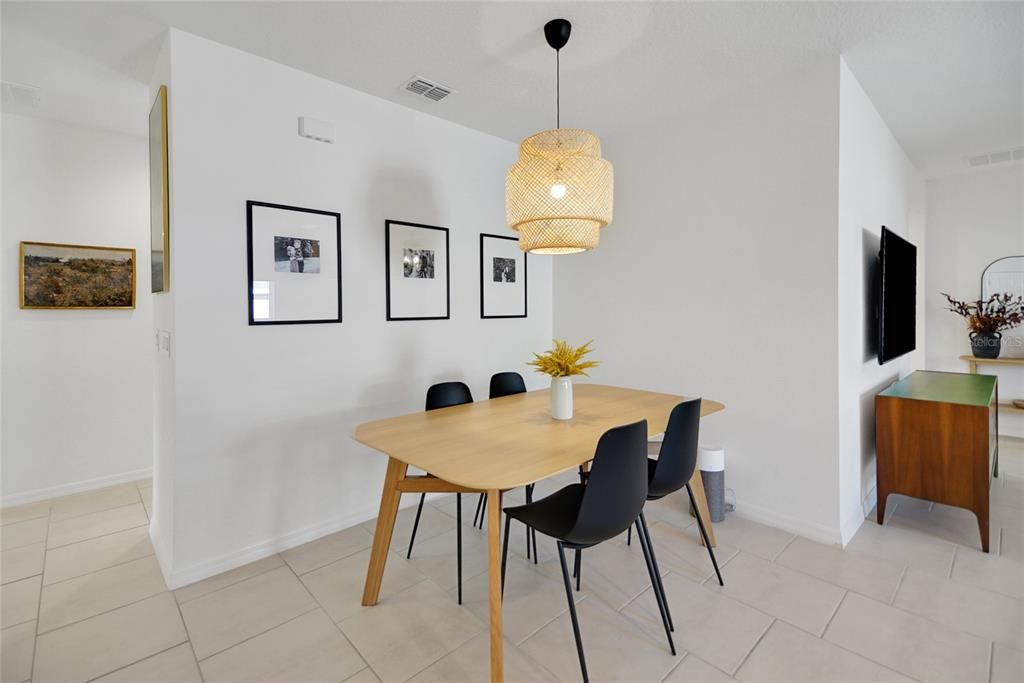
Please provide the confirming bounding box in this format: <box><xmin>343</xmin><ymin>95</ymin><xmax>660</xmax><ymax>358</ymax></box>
<box><xmin>385</xmin><ymin>220</ymin><xmax>450</xmax><ymax>321</ymax></box>
<box><xmin>246</xmin><ymin>201</ymin><xmax>341</xmax><ymax>325</ymax></box>
<box><xmin>480</xmin><ymin>233</ymin><xmax>527</xmax><ymax>318</ymax></box>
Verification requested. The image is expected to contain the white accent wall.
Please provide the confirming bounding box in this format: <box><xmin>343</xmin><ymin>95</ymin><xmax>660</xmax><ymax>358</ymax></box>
<box><xmin>1</xmin><ymin>114</ymin><xmax>153</xmax><ymax>505</ymax></box>
<box><xmin>836</xmin><ymin>59</ymin><xmax>926</xmax><ymax>543</ymax></box>
<box><xmin>554</xmin><ymin>61</ymin><xmax>844</xmax><ymax>543</ymax></box>
<box><xmin>153</xmin><ymin>31</ymin><xmax>552</xmax><ymax>587</ymax></box>
<box><xmin>925</xmin><ymin>163</ymin><xmax>1024</xmax><ymax>437</ymax></box>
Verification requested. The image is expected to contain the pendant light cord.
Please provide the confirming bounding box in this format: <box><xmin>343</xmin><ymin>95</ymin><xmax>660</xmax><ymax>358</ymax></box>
<box><xmin>556</xmin><ymin>49</ymin><xmax>560</xmax><ymax>129</ymax></box>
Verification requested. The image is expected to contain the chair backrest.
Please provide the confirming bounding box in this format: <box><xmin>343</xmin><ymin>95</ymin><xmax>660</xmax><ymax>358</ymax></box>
<box><xmin>489</xmin><ymin>372</ymin><xmax>527</xmax><ymax>399</ymax></box>
<box><xmin>649</xmin><ymin>399</ymin><xmax>702</xmax><ymax>499</ymax></box>
<box><xmin>425</xmin><ymin>381</ymin><xmax>473</xmax><ymax>411</ymax></box>
<box><xmin>566</xmin><ymin>419</ymin><xmax>649</xmax><ymax>546</ymax></box>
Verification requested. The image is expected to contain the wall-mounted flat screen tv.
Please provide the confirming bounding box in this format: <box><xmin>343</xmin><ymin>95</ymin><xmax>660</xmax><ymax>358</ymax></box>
<box><xmin>878</xmin><ymin>226</ymin><xmax>917</xmax><ymax>364</ymax></box>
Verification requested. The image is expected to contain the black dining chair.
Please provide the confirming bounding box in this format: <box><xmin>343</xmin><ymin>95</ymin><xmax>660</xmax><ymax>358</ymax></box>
<box><xmin>501</xmin><ymin>420</ymin><xmax>675</xmax><ymax>682</ymax></box>
<box><xmin>627</xmin><ymin>399</ymin><xmax>724</xmax><ymax>633</ymax></box>
<box><xmin>406</xmin><ymin>381</ymin><xmax>473</xmax><ymax>603</ymax></box>
<box><xmin>473</xmin><ymin>372</ymin><xmax>539</xmax><ymax>562</ymax></box>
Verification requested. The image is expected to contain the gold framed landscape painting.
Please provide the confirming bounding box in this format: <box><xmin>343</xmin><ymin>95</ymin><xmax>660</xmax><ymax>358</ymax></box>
<box><xmin>20</xmin><ymin>241</ymin><xmax>136</xmax><ymax>309</ymax></box>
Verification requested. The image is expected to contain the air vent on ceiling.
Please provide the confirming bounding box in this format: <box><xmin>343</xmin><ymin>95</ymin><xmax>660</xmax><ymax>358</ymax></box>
<box><xmin>403</xmin><ymin>76</ymin><xmax>453</xmax><ymax>102</ymax></box>
<box><xmin>966</xmin><ymin>147</ymin><xmax>1024</xmax><ymax>168</ymax></box>
<box><xmin>1</xmin><ymin>81</ymin><xmax>41</xmax><ymax>108</ymax></box>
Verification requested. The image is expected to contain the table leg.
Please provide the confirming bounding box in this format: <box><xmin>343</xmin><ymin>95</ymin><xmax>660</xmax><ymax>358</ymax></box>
<box><xmin>362</xmin><ymin>457</ymin><xmax>408</xmax><ymax>606</ymax></box>
<box><xmin>487</xmin><ymin>489</ymin><xmax>504</xmax><ymax>683</ymax></box>
<box><xmin>688</xmin><ymin>472</ymin><xmax>717</xmax><ymax>547</ymax></box>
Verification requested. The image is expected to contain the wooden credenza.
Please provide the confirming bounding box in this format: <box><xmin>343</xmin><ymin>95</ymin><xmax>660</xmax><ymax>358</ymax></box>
<box><xmin>876</xmin><ymin>370</ymin><xmax>998</xmax><ymax>552</ymax></box>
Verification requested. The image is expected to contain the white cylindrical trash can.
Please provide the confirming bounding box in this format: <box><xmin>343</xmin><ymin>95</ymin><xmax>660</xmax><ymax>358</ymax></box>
<box><xmin>697</xmin><ymin>445</ymin><xmax>726</xmax><ymax>523</ymax></box>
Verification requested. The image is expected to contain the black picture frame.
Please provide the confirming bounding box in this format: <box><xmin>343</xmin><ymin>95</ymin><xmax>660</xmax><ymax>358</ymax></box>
<box><xmin>385</xmin><ymin>219</ymin><xmax>451</xmax><ymax>321</ymax></box>
<box><xmin>246</xmin><ymin>200</ymin><xmax>342</xmax><ymax>326</ymax></box>
<box><xmin>480</xmin><ymin>233</ymin><xmax>528</xmax><ymax>319</ymax></box>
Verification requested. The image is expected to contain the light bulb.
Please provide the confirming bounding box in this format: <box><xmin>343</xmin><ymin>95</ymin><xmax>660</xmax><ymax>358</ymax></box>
<box><xmin>549</xmin><ymin>184</ymin><xmax>567</xmax><ymax>199</ymax></box>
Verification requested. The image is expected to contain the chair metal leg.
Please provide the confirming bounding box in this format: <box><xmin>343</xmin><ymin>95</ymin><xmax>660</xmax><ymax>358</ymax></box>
<box><xmin>476</xmin><ymin>493</ymin><xmax>487</xmax><ymax>529</ymax></box>
<box><xmin>406</xmin><ymin>493</ymin><xmax>426</xmax><ymax>559</ymax></box>
<box><xmin>473</xmin><ymin>492</ymin><xmax>485</xmax><ymax>527</ymax></box>
<box><xmin>573</xmin><ymin>548</ymin><xmax>582</xmax><ymax>591</ymax></box>
<box><xmin>456</xmin><ymin>492</ymin><xmax>463</xmax><ymax>604</ymax></box>
<box><xmin>686</xmin><ymin>483</ymin><xmax>724</xmax><ymax>586</ymax></box>
<box><xmin>635</xmin><ymin>519</ymin><xmax>676</xmax><ymax>655</ymax></box>
<box><xmin>639</xmin><ymin>511</ymin><xmax>673</xmax><ymax>632</ymax></box>
<box><xmin>525</xmin><ymin>484</ymin><xmax>539</xmax><ymax>564</ymax></box>
<box><xmin>501</xmin><ymin>513</ymin><xmax>512</xmax><ymax>597</ymax></box>
<box><xmin>557</xmin><ymin>542</ymin><xmax>589</xmax><ymax>683</ymax></box>
<box><xmin>627</xmin><ymin>525</ymin><xmax>632</xmax><ymax>546</ymax></box>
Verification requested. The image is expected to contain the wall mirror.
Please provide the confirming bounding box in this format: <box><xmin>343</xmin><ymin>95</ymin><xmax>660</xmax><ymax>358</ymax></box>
<box><xmin>982</xmin><ymin>256</ymin><xmax>1024</xmax><ymax>299</ymax></box>
<box><xmin>982</xmin><ymin>255</ymin><xmax>1024</xmax><ymax>355</ymax></box>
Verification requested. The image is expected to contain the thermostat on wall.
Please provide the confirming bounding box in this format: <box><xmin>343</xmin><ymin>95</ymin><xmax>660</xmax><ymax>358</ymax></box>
<box><xmin>298</xmin><ymin>116</ymin><xmax>334</xmax><ymax>144</ymax></box>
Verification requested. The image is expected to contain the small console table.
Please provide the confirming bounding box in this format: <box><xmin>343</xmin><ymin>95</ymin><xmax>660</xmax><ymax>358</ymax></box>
<box><xmin>876</xmin><ymin>371</ymin><xmax>998</xmax><ymax>552</ymax></box>
<box><xmin>959</xmin><ymin>354</ymin><xmax>1024</xmax><ymax>415</ymax></box>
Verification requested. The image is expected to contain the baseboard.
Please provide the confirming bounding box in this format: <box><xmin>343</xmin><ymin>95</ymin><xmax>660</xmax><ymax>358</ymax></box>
<box><xmin>1</xmin><ymin>468</ymin><xmax>153</xmax><ymax>508</ymax></box>
<box><xmin>731</xmin><ymin>498</ymin><xmax>843</xmax><ymax>546</ymax></box>
<box><xmin>161</xmin><ymin>494</ymin><xmax>436</xmax><ymax>590</ymax></box>
<box><xmin>839</xmin><ymin>484</ymin><xmax>877</xmax><ymax>546</ymax></box>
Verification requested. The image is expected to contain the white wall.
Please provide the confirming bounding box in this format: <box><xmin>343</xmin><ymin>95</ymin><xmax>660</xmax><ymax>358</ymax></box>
<box><xmin>1</xmin><ymin>114</ymin><xmax>153</xmax><ymax>504</ymax></box>
<box><xmin>156</xmin><ymin>31</ymin><xmax>552</xmax><ymax>587</ymax></box>
<box><xmin>554</xmin><ymin>61</ymin><xmax>844</xmax><ymax>543</ymax></box>
<box><xmin>148</xmin><ymin>36</ymin><xmax>176</xmax><ymax>570</ymax></box>
<box><xmin>836</xmin><ymin>60</ymin><xmax>926</xmax><ymax>543</ymax></box>
<box><xmin>925</xmin><ymin>163</ymin><xmax>1024</xmax><ymax>436</ymax></box>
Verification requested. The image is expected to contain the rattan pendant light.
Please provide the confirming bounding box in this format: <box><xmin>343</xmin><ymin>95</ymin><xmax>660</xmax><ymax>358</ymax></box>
<box><xmin>505</xmin><ymin>19</ymin><xmax>613</xmax><ymax>254</ymax></box>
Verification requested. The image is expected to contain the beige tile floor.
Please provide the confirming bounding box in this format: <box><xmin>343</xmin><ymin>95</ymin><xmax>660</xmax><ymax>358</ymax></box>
<box><xmin>2</xmin><ymin>438</ymin><xmax>1023</xmax><ymax>683</ymax></box>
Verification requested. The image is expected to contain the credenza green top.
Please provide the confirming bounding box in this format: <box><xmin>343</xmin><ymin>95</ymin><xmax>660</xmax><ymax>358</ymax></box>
<box><xmin>879</xmin><ymin>370</ymin><xmax>996</xmax><ymax>407</ymax></box>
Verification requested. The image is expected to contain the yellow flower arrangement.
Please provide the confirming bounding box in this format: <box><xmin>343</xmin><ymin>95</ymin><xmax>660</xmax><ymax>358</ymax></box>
<box><xmin>528</xmin><ymin>339</ymin><xmax>599</xmax><ymax>378</ymax></box>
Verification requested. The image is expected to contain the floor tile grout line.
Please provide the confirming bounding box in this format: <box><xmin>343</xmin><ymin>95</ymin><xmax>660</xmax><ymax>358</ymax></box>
<box><xmin>280</xmin><ymin>548</ymin><xmax>379</xmax><ymax>677</ymax></box>
<box><xmin>28</xmin><ymin>503</ymin><xmax>51</xmax><ymax>681</ymax></box>
<box><xmin>193</xmin><ymin>604</ymin><xmax>321</xmax><ymax>663</ymax></box>
<box><xmin>823</xmin><ymin>590</ymin><xmax>989</xmax><ymax>683</ymax></box>
<box><xmin>514</xmin><ymin>593</ymin><xmax>588</xmax><ymax>647</ymax></box>
<box><xmin>174</xmin><ymin>557</ymin><xmax>287</xmax><ymax>606</ymax></box>
<box><xmin>35</xmin><ymin>583</ymin><xmax>169</xmax><ymax>637</ymax></box>
<box><xmin>79</xmin><ymin>638</ymin><xmax>190</xmax><ymax>683</ymax></box>
<box><xmin>657</xmin><ymin>652</ymin><xmax>690</xmax><ymax>683</ymax></box>
<box><xmin>46</xmin><ymin>519</ymin><xmax>150</xmax><ymax>551</ymax></box>
<box><xmin>771</xmin><ymin>533</ymin><xmax>799</xmax><ymax>561</ymax></box>
<box><xmin>49</xmin><ymin>498</ymin><xmax>144</xmax><ymax>526</ymax></box>
<box><xmin>821</xmin><ymin>626</ymin><xmax>929</xmax><ymax>683</ymax></box>
<box><xmin>1</xmin><ymin>516</ymin><xmax>50</xmax><ymax>533</ymax></box>
<box><xmin>169</xmin><ymin>574</ymin><xmax>206</xmax><ymax>683</ymax></box>
<box><xmin>40</xmin><ymin>550</ymin><xmax>157</xmax><ymax>589</ymax></box>
<box><xmin>1</xmin><ymin>530</ymin><xmax>51</xmax><ymax>553</ymax></box>
<box><xmin>820</xmin><ymin>590</ymin><xmax>848</xmax><ymax>638</ymax></box>
<box><xmin>730</xmin><ymin>616</ymin><xmax>775</xmax><ymax>676</ymax></box>
<box><xmin>889</xmin><ymin>566</ymin><xmax>908</xmax><ymax>605</ymax></box>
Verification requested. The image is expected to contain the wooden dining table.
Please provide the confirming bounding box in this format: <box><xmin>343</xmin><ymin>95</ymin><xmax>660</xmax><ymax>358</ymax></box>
<box><xmin>354</xmin><ymin>383</ymin><xmax>725</xmax><ymax>682</ymax></box>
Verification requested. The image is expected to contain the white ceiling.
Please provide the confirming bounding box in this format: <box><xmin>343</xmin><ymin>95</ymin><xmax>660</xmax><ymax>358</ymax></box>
<box><xmin>3</xmin><ymin>1</ymin><xmax>1022</xmax><ymax>178</ymax></box>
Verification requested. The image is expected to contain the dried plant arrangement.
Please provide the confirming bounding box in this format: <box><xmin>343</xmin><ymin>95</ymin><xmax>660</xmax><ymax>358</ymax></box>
<box><xmin>942</xmin><ymin>292</ymin><xmax>1024</xmax><ymax>334</ymax></box>
<box><xmin>528</xmin><ymin>339</ymin><xmax>599</xmax><ymax>378</ymax></box>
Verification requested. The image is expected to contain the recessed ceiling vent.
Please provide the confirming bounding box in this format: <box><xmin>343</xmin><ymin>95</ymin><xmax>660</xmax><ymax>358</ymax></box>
<box><xmin>1</xmin><ymin>81</ymin><xmax>41</xmax><ymax>108</ymax></box>
<box><xmin>966</xmin><ymin>147</ymin><xmax>1024</xmax><ymax>168</ymax></box>
<box><xmin>403</xmin><ymin>76</ymin><xmax>453</xmax><ymax>102</ymax></box>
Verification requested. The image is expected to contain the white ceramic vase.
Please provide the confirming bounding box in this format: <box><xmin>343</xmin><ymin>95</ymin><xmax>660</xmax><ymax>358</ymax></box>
<box><xmin>550</xmin><ymin>376</ymin><xmax>574</xmax><ymax>420</ymax></box>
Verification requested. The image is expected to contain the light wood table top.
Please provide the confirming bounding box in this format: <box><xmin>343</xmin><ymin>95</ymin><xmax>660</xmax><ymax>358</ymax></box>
<box><xmin>354</xmin><ymin>383</ymin><xmax>725</xmax><ymax>491</ymax></box>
